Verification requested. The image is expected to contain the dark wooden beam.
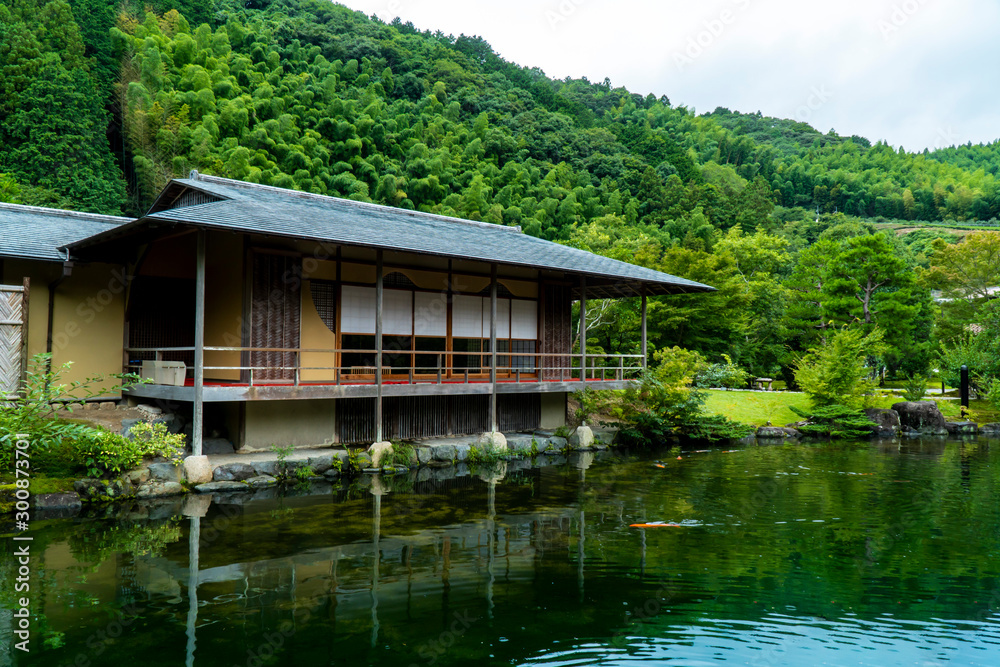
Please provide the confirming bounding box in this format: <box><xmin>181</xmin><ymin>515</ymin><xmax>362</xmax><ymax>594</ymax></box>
<box><xmin>490</xmin><ymin>262</ymin><xmax>498</xmax><ymax>432</ymax></box>
<box><xmin>579</xmin><ymin>276</ymin><xmax>587</xmax><ymax>381</ymax></box>
<box><xmin>375</xmin><ymin>249</ymin><xmax>383</xmax><ymax>442</ymax></box>
<box><xmin>641</xmin><ymin>290</ymin><xmax>647</xmax><ymax>370</ymax></box>
<box><xmin>125</xmin><ymin>378</ymin><xmax>635</xmax><ymax>402</ymax></box>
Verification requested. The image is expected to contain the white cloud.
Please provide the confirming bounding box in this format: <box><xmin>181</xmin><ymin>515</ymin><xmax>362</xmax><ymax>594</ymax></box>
<box><xmin>335</xmin><ymin>0</ymin><xmax>998</xmax><ymax>150</ymax></box>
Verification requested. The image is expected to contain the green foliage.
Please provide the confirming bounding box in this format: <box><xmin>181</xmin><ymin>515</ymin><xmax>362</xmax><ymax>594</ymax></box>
<box><xmin>0</xmin><ymin>1</ymin><xmax>126</xmax><ymax>213</ymax></box>
<box><xmin>467</xmin><ymin>444</ymin><xmax>508</xmax><ymax>466</ymax></box>
<box><xmin>3</xmin><ymin>0</ymin><xmax>999</xmax><ymax>393</ymax></box>
<box><xmin>72</xmin><ymin>418</ymin><xmax>182</xmax><ymax>479</ymax></box>
<box><xmin>617</xmin><ymin>347</ymin><xmax>753</xmax><ymax>444</ymax></box>
<box><xmin>69</xmin><ymin>519</ymin><xmax>182</xmax><ymax>563</ymax></box>
<box><xmin>901</xmin><ymin>374</ymin><xmax>928</xmax><ymax>402</ymax></box>
<box><xmin>623</xmin><ymin>346</ymin><xmax>706</xmax><ymax>424</ymax></box>
<box><xmin>786</xmin><ymin>225</ymin><xmax>932</xmax><ymax>375</ymax></box>
<box><xmin>0</xmin><ymin>354</ymin><xmax>144</xmax><ymax>471</ymax></box>
<box><xmin>75</xmin><ymin>419</ymin><xmax>184</xmax><ymax>479</ymax></box>
<box><xmin>789</xmin><ymin>404</ymin><xmax>876</xmax><ymax>439</ymax></box>
<box><xmin>128</xmin><ymin>421</ymin><xmax>185</xmax><ymax>460</ymax></box>
<box><xmin>984</xmin><ymin>378</ymin><xmax>1000</xmax><ymax>413</ymax></box>
<box><xmin>694</xmin><ymin>354</ymin><xmax>750</xmax><ymax>389</ymax></box>
<box><xmin>384</xmin><ymin>440</ymin><xmax>415</xmax><ymax>468</ymax></box>
<box><xmin>794</xmin><ymin>327</ymin><xmax>885</xmax><ymax>409</ymax></box>
<box><xmin>346</xmin><ymin>447</ymin><xmax>366</xmax><ymax>473</ymax></box>
<box><xmin>937</xmin><ymin>300</ymin><xmax>1000</xmax><ymax>393</ymax></box>
<box><xmin>268</xmin><ymin>443</ymin><xmax>294</xmax><ymax>478</ymax></box>
<box><xmin>74</xmin><ymin>430</ymin><xmax>137</xmax><ymax>479</ymax></box>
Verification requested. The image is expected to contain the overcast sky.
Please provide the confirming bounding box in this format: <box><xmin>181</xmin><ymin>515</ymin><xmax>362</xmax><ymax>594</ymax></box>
<box><xmin>335</xmin><ymin>0</ymin><xmax>997</xmax><ymax>151</ymax></box>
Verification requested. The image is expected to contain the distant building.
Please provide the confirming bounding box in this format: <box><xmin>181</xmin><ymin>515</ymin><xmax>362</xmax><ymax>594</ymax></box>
<box><xmin>2</xmin><ymin>173</ymin><xmax>714</xmax><ymax>451</ymax></box>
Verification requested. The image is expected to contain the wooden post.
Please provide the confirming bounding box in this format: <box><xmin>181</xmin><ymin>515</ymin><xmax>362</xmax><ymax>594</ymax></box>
<box><xmin>579</xmin><ymin>276</ymin><xmax>587</xmax><ymax>381</ymax></box>
<box><xmin>185</xmin><ymin>516</ymin><xmax>200</xmax><ymax>667</ymax></box>
<box><xmin>641</xmin><ymin>290</ymin><xmax>648</xmax><ymax>370</ymax></box>
<box><xmin>375</xmin><ymin>250</ymin><xmax>383</xmax><ymax>442</ymax></box>
<box><xmin>489</xmin><ymin>263</ymin><xmax>498</xmax><ymax>433</ymax></box>
<box><xmin>193</xmin><ymin>229</ymin><xmax>206</xmax><ymax>457</ymax></box>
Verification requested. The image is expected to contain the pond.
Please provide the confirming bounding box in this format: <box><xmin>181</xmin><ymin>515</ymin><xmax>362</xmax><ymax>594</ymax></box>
<box><xmin>7</xmin><ymin>437</ymin><xmax>1000</xmax><ymax>666</ymax></box>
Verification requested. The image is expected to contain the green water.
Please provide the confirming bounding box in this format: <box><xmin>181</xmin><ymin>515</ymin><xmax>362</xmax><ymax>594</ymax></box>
<box><xmin>6</xmin><ymin>438</ymin><xmax>1000</xmax><ymax>666</ymax></box>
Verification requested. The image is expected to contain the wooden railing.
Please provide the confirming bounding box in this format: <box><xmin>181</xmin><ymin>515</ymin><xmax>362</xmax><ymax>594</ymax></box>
<box><xmin>124</xmin><ymin>347</ymin><xmax>645</xmax><ymax>387</ymax></box>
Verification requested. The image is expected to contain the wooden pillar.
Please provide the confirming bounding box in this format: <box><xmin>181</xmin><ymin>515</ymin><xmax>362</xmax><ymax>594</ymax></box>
<box><xmin>641</xmin><ymin>290</ymin><xmax>648</xmax><ymax>370</ymax></box>
<box><xmin>185</xmin><ymin>516</ymin><xmax>200</xmax><ymax>667</ymax></box>
<box><xmin>489</xmin><ymin>263</ymin><xmax>498</xmax><ymax>433</ymax></box>
<box><xmin>375</xmin><ymin>249</ymin><xmax>383</xmax><ymax>442</ymax></box>
<box><xmin>193</xmin><ymin>229</ymin><xmax>205</xmax><ymax>457</ymax></box>
<box><xmin>579</xmin><ymin>276</ymin><xmax>587</xmax><ymax>381</ymax></box>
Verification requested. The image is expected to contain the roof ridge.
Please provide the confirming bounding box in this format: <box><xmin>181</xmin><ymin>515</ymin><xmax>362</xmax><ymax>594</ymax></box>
<box><xmin>188</xmin><ymin>171</ymin><xmax>523</xmax><ymax>234</ymax></box>
<box><xmin>0</xmin><ymin>201</ymin><xmax>130</xmax><ymax>224</ymax></box>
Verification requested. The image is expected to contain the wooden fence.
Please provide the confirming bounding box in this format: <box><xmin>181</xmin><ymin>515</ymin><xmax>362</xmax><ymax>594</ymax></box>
<box><xmin>0</xmin><ymin>281</ymin><xmax>28</xmax><ymax>401</ymax></box>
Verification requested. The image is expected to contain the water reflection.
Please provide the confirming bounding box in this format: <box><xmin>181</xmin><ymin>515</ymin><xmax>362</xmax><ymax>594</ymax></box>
<box><xmin>11</xmin><ymin>440</ymin><xmax>1000</xmax><ymax>666</ymax></box>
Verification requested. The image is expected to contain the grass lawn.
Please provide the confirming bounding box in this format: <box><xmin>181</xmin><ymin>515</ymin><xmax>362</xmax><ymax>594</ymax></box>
<box><xmin>703</xmin><ymin>390</ymin><xmax>813</xmax><ymax>426</ymax></box>
<box><xmin>703</xmin><ymin>389</ymin><xmax>999</xmax><ymax>427</ymax></box>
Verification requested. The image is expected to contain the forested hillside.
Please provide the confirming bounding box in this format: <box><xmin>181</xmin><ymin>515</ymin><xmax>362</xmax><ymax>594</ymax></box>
<box><xmin>3</xmin><ymin>0</ymin><xmax>1000</xmax><ymax>386</ymax></box>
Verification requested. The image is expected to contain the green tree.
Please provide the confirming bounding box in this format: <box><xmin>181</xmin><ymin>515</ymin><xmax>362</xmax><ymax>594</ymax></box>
<box><xmin>2</xmin><ymin>58</ymin><xmax>126</xmax><ymax>213</ymax></box>
<box><xmin>794</xmin><ymin>327</ymin><xmax>885</xmax><ymax>409</ymax></box>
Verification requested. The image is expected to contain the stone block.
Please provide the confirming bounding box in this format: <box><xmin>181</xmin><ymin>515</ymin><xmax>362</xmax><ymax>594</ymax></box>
<box><xmin>147</xmin><ymin>462</ymin><xmax>181</xmax><ymax>483</ymax></box>
<box><xmin>246</xmin><ymin>475</ymin><xmax>278</xmax><ymax>489</ymax></box>
<box><xmin>184</xmin><ymin>456</ymin><xmax>213</xmax><ymax>485</ymax></box>
<box><xmin>307</xmin><ymin>454</ymin><xmax>335</xmax><ymax>474</ymax></box>
<box><xmin>368</xmin><ymin>441</ymin><xmax>394</xmax><ymax>467</ymax></box>
<box><xmin>213</xmin><ymin>462</ymin><xmax>256</xmax><ymax>482</ymax></box>
<box><xmin>33</xmin><ymin>493</ymin><xmax>82</xmax><ymax>511</ymax></box>
<box><xmin>549</xmin><ymin>436</ymin><xmax>568</xmax><ymax>450</ymax></box>
<box><xmin>195</xmin><ymin>481</ymin><xmax>249</xmax><ymax>494</ymax></box>
<box><xmin>181</xmin><ymin>493</ymin><xmax>212</xmax><ymax>518</ymax></box>
<box><xmin>945</xmin><ymin>421</ymin><xmax>978</xmax><ymax>435</ymax></box>
<box><xmin>252</xmin><ymin>460</ymin><xmax>284</xmax><ymax>477</ymax></box>
<box><xmin>136</xmin><ymin>481</ymin><xmax>184</xmax><ymax>498</ymax></box>
<box><xmin>432</xmin><ymin>444</ymin><xmax>457</xmax><ymax>462</ymax></box>
<box><xmin>568</xmin><ymin>426</ymin><xmax>594</xmax><ymax>449</ymax></box>
<box><xmin>891</xmin><ymin>401</ymin><xmax>947</xmax><ymax>433</ymax></box>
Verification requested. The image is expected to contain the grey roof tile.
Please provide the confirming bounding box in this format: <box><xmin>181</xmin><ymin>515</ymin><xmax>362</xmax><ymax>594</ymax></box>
<box><xmin>68</xmin><ymin>173</ymin><xmax>715</xmax><ymax>295</ymax></box>
<box><xmin>0</xmin><ymin>202</ymin><xmax>129</xmax><ymax>262</ymax></box>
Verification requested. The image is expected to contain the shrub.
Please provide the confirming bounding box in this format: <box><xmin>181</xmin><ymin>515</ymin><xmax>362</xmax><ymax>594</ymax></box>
<box><xmin>985</xmin><ymin>378</ymin><xmax>1000</xmax><ymax>413</ymax></box>
<box><xmin>467</xmin><ymin>443</ymin><xmax>507</xmax><ymax>465</ymax></box>
<box><xmin>694</xmin><ymin>354</ymin><xmax>750</xmax><ymax>389</ymax></box>
<box><xmin>268</xmin><ymin>443</ymin><xmax>295</xmax><ymax>478</ymax></box>
<box><xmin>75</xmin><ymin>421</ymin><xmax>185</xmax><ymax>479</ymax></box>
<box><xmin>789</xmin><ymin>404</ymin><xmax>875</xmax><ymax>439</ymax></box>
<box><xmin>385</xmin><ymin>440</ymin><xmax>415</xmax><ymax>468</ymax></box>
<box><xmin>937</xmin><ymin>300</ymin><xmax>1000</xmax><ymax>393</ymax></box>
<box><xmin>901</xmin><ymin>374</ymin><xmax>928</xmax><ymax>402</ymax></box>
<box><xmin>1</xmin><ymin>353</ymin><xmax>144</xmax><ymax>470</ymax></box>
<box><xmin>75</xmin><ymin>431</ymin><xmax>144</xmax><ymax>478</ymax></box>
<box><xmin>617</xmin><ymin>347</ymin><xmax>753</xmax><ymax>444</ymax></box>
<box><xmin>794</xmin><ymin>327</ymin><xmax>885</xmax><ymax>409</ymax></box>
<box><xmin>128</xmin><ymin>421</ymin><xmax>185</xmax><ymax>463</ymax></box>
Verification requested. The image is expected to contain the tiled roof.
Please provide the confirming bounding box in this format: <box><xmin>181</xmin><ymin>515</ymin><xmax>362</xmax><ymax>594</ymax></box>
<box><xmin>0</xmin><ymin>202</ymin><xmax>129</xmax><ymax>262</ymax></box>
<box><xmin>68</xmin><ymin>172</ymin><xmax>715</xmax><ymax>296</ymax></box>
